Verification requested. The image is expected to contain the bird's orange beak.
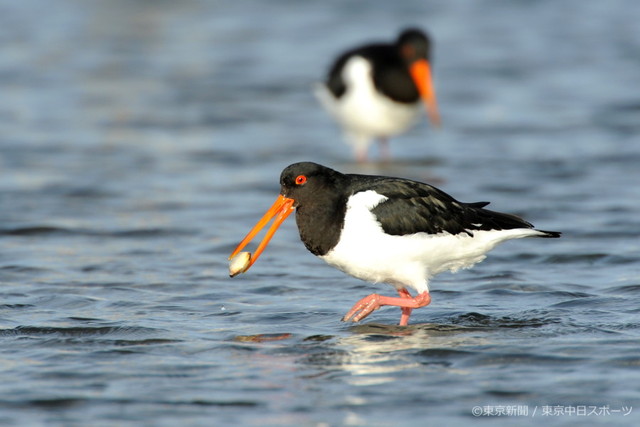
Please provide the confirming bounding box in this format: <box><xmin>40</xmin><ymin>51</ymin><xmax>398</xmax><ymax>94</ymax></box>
<box><xmin>409</xmin><ymin>59</ymin><xmax>441</xmax><ymax>127</ymax></box>
<box><xmin>229</xmin><ymin>194</ymin><xmax>295</xmax><ymax>272</ymax></box>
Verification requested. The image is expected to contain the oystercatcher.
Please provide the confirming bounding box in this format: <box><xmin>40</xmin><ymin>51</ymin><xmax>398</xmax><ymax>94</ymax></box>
<box><xmin>315</xmin><ymin>28</ymin><xmax>441</xmax><ymax>162</ymax></box>
<box><xmin>229</xmin><ymin>162</ymin><xmax>560</xmax><ymax>326</ymax></box>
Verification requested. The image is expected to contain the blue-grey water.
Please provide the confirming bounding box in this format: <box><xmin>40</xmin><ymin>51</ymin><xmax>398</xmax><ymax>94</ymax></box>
<box><xmin>1</xmin><ymin>0</ymin><xmax>639</xmax><ymax>425</ymax></box>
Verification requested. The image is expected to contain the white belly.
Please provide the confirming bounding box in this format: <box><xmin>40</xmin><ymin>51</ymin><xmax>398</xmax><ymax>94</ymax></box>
<box><xmin>315</xmin><ymin>56</ymin><xmax>420</xmax><ymax>148</ymax></box>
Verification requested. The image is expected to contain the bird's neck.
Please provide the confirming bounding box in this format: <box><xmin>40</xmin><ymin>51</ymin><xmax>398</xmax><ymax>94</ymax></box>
<box><xmin>295</xmin><ymin>194</ymin><xmax>347</xmax><ymax>256</ymax></box>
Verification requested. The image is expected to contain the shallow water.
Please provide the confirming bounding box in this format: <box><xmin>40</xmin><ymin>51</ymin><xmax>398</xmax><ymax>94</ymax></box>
<box><xmin>1</xmin><ymin>0</ymin><xmax>640</xmax><ymax>425</ymax></box>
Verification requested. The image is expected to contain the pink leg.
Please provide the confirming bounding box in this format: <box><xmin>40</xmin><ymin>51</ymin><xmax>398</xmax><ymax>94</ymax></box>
<box><xmin>397</xmin><ymin>288</ymin><xmax>414</xmax><ymax>326</ymax></box>
<box><xmin>378</xmin><ymin>137</ymin><xmax>390</xmax><ymax>162</ymax></box>
<box><xmin>355</xmin><ymin>146</ymin><xmax>368</xmax><ymax>163</ymax></box>
<box><xmin>342</xmin><ymin>290</ymin><xmax>431</xmax><ymax>326</ymax></box>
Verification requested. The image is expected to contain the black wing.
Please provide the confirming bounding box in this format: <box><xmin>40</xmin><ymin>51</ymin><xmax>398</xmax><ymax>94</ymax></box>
<box><xmin>326</xmin><ymin>44</ymin><xmax>418</xmax><ymax>103</ymax></box>
<box><xmin>359</xmin><ymin>178</ymin><xmax>536</xmax><ymax>237</ymax></box>
<box><xmin>326</xmin><ymin>44</ymin><xmax>390</xmax><ymax>98</ymax></box>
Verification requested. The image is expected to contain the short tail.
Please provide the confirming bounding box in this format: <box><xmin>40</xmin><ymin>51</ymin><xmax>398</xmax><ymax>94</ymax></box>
<box><xmin>536</xmin><ymin>229</ymin><xmax>561</xmax><ymax>238</ymax></box>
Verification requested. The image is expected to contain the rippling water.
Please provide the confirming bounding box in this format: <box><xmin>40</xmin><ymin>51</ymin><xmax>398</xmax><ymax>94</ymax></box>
<box><xmin>1</xmin><ymin>0</ymin><xmax>639</xmax><ymax>425</ymax></box>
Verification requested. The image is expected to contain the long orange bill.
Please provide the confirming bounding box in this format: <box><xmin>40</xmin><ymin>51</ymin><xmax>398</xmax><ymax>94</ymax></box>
<box><xmin>409</xmin><ymin>59</ymin><xmax>441</xmax><ymax>127</ymax></box>
<box><xmin>229</xmin><ymin>194</ymin><xmax>295</xmax><ymax>271</ymax></box>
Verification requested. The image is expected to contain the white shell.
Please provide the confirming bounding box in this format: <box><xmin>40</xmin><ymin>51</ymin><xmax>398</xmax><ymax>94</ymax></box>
<box><xmin>229</xmin><ymin>252</ymin><xmax>252</xmax><ymax>277</ymax></box>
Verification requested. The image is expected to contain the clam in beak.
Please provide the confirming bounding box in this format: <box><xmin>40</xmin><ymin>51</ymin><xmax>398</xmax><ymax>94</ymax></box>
<box><xmin>409</xmin><ymin>59</ymin><xmax>441</xmax><ymax>127</ymax></box>
<box><xmin>228</xmin><ymin>251</ymin><xmax>252</xmax><ymax>277</ymax></box>
<box><xmin>228</xmin><ymin>194</ymin><xmax>295</xmax><ymax>275</ymax></box>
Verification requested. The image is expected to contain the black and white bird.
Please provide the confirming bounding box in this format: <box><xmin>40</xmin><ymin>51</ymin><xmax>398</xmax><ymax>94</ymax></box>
<box><xmin>229</xmin><ymin>162</ymin><xmax>560</xmax><ymax>326</ymax></box>
<box><xmin>315</xmin><ymin>28</ymin><xmax>441</xmax><ymax>162</ymax></box>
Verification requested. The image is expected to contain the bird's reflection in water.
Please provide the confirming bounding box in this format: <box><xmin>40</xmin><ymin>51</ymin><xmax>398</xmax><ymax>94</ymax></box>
<box><xmin>300</xmin><ymin>322</ymin><xmax>488</xmax><ymax>385</ymax></box>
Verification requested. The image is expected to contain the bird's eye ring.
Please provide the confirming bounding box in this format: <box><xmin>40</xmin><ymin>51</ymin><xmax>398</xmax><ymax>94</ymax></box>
<box><xmin>295</xmin><ymin>175</ymin><xmax>307</xmax><ymax>185</ymax></box>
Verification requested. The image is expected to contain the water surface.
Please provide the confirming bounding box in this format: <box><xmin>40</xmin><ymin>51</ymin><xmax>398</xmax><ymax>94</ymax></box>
<box><xmin>1</xmin><ymin>0</ymin><xmax>639</xmax><ymax>425</ymax></box>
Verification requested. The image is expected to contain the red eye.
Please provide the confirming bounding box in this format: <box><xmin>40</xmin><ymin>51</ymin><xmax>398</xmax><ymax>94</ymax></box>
<box><xmin>295</xmin><ymin>175</ymin><xmax>307</xmax><ymax>185</ymax></box>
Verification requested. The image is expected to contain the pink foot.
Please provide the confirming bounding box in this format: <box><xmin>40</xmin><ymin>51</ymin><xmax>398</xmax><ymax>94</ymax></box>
<box><xmin>342</xmin><ymin>289</ymin><xmax>431</xmax><ymax>326</ymax></box>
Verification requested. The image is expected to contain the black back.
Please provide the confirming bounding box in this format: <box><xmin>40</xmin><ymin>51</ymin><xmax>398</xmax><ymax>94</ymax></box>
<box><xmin>324</xmin><ymin>28</ymin><xmax>432</xmax><ymax>103</ymax></box>
<box><xmin>360</xmin><ymin>177</ymin><xmax>534</xmax><ymax>236</ymax></box>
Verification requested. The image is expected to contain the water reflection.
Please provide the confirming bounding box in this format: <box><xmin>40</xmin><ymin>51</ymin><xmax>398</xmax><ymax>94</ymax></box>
<box><xmin>297</xmin><ymin>322</ymin><xmax>488</xmax><ymax>386</ymax></box>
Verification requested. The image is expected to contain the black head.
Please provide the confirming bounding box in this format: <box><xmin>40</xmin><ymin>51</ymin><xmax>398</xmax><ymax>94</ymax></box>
<box><xmin>396</xmin><ymin>28</ymin><xmax>432</xmax><ymax>63</ymax></box>
<box><xmin>279</xmin><ymin>162</ymin><xmax>348</xmax><ymax>256</ymax></box>
<box><xmin>279</xmin><ymin>162</ymin><xmax>345</xmax><ymax>208</ymax></box>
